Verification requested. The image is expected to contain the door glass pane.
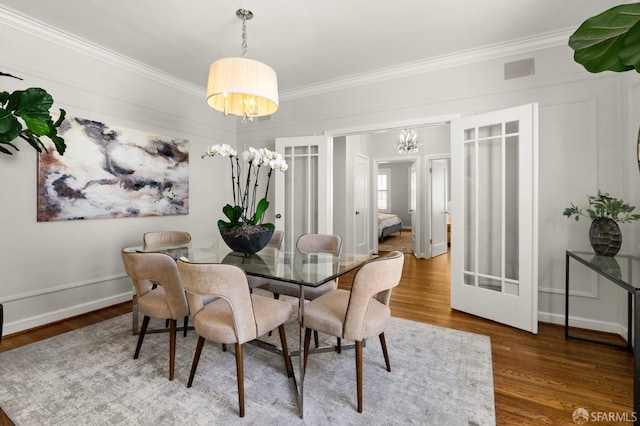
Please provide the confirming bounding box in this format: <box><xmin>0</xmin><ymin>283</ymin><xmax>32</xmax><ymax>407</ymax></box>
<box><xmin>464</xmin><ymin>128</ymin><xmax>476</xmax><ymax>141</ymax></box>
<box><xmin>478</xmin><ymin>124</ymin><xmax>502</xmax><ymax>138</ymax></box>
<box><xmin>505</xmin><ymin>135</ymin><xmax>519</xmax><ymax>281</ymax></box>
<box><xmin>505</xmin><ymin>121</ymin><xmax>519</xmax><ymax>134</ymax></box>
<box><xmin>464</xmin><ymin>140</ymin><xmax>476</xmax><ymax>273</ymax></box>
<box><xmin>310</xmin><ymin>154</ymin><xmax>318</xmax><ymax>233</ymax></box>
<box><xmin>293</xmin><ymin>155</ymin><xmax>308</xmax><ymax>241</ymax></box>
<box><xmin>463</xmin><ymin>272</ymin><xmax>475</xmax><ymax>286</ymax></box>
<box><xmin>505</xmin><ymin>280</ymin><xmax>519</xmax><ymax>296</ymax></box>
<box><xmin>477</xmin><ymin>137</ymin><xmax>502</xmax><ymax>278</ymax></box>
<box><xmin>294</xmin><ymin>146</ymin><xmax>308</xmax><ymax>155</ymax></box>
<box><xmin>478</xmin><ymin>276</ymin><xmax>502</xmax><ymax>292</ymax></box>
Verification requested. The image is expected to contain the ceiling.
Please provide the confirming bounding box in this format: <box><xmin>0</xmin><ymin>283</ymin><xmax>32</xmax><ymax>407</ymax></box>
<box><xmin>0</xmin><ymin>1</ymin><xmax>626</xmax><ymax>95</ymax></box>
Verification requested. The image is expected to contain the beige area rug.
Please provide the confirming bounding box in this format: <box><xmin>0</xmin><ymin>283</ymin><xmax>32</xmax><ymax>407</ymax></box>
<box><xmin>0</xmin><ymin>311</ymin><xmax>495</xmax><ymax>425</ymax></box>
<box><xmin>379</xmin><ymin>229</ymin><xmax>413</xmax><ymax>253</ymax></box>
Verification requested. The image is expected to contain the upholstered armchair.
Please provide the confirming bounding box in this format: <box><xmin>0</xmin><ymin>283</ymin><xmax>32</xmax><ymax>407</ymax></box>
<box><xmin>302</xmin><ymin>250</ymin><xmax>404</xmax><ymax>413</ymax></box>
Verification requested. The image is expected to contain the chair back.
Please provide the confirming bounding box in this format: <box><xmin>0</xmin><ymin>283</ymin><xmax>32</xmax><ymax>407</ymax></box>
<box><xmin>177</xmin><ymin>259</ymin><xmax>257</xmax><ymax>343</ymax></box>
<box><xmin>343</xmin><ymin>251</ymin><xmax>404</xmax><ymax>341</ymax></box>
<box><xmin>143</xmin><ymin>231</ymin><xmax>191</xmax><ymax>247</ymax></box>
<box><xmin>121</xmin><ymin>248</ymin><xmax>189</xmax><ymax>319</ymax></box>
<box><xmin>268</xmin><ymin>230</ymin><xmax>284</xmax><ymax>249</ymax></box>
<box><xmin>296</xmin><ymin>233</ymin><xmax>342</xmax><ymax>255</ymax></box>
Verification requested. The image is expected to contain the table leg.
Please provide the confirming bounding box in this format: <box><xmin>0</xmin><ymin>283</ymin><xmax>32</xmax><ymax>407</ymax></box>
<box><xmin>298</xmin><ymin>285</ymin><xmax>305</xmax><ymax>418</ymax></box>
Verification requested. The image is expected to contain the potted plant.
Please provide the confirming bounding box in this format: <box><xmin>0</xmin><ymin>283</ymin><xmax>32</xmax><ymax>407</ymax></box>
<box><xmin>0</xmin><ymin>71</ymin><xmax>66</xmax><ymax>156</ymax></box>
<box><xmin>202</xmin><ymin>144</ymin><xmax>288</xmax><ymax>254</ymax></box>
<box><xmin>563</xmin><ymin>191</ymin><xmax>640</xmax><ymax>256</ymax></box>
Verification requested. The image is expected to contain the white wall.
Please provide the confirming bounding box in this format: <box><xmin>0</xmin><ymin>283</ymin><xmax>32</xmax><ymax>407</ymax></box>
<box><xmin>238</xmin><ymin>42</ymin><xmax>636</xmax><ymax>335</ymax></box>
<box><xmin>0</xmin><ymin>14</ymin><xmax>237</xmax><ymax>334</ymax></box>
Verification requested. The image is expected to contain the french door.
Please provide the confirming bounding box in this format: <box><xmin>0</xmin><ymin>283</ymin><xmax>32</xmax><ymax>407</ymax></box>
<box><xmin>450</xmin><ymin>104</ymin><xmax>538</xmax><ymax>333</ymax></box>
<box><xmin>275</xmin><ymin>135</ymin><xmax>332</xmax><ymax>250</ymax></box>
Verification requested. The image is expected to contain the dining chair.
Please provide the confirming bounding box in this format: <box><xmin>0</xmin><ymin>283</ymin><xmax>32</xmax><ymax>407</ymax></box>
<box><xmin>246</xmin><ymin>230</ymin><xmax>284</xmax><ymax>292</ymax></box>
<box><xmin>302</xmin><ymin>250</ymin><xmax>404</xmax><ymax>413</ymax></box>
<box><xmin>121</xmin><ymin>248</ymin><xmax>190</xmax><ymax>381</ymax></box>
<box><xmin>142</xmin><ymin>230</ymin><xmax>191</xmax><ymax>334</ymax></box>
<box><xmin>267</xmin><ymin>233</ymin><xmax>342</xmax><ymax>346</ymax></box>
<box><xmin>143</xmin><ymin>230</ymin><xmax>191</xmax><ymax>246</ymax></box>
<box><xmin>177</xmin><ymin>258</ymin><xmax>293</xmax><ymax>418</ymax></box>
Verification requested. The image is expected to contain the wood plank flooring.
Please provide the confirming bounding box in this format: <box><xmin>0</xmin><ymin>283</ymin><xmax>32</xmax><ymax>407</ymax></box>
<box><xmin>0</xmin><ymin>251</ymin><xmax>633</xmax><ymax>425</ymax></box>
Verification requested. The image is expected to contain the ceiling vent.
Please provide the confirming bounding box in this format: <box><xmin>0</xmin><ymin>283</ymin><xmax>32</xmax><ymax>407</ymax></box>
<box><xmin>504</xmin><ymin>58</ymin><xmax>535</xmax><ymax>80</ymax></box>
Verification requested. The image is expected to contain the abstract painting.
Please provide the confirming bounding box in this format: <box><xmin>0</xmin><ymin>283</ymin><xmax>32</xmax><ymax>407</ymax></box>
<box><xmin>37</xmin><ymin>117</ymin><xmax>189</xmax><ymax>221</ymax></box>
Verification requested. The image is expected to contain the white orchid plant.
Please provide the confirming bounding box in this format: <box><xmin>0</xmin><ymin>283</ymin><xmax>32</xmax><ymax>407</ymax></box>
<box><xmin>202</xmin><ymin>143</ymin><xmax>288</xmax><ymax>230</ymax></box>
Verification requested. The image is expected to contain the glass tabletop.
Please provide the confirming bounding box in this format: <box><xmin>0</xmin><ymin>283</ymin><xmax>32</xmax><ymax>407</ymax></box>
<box><xmin>132</xmin><ymin>239</ymin><xmax>376</xmax><ymax>287</ymax></box>
<box><xmin>567</xmin><ymin>250</ymin><xmax>640</xmax><ymax>292</ymax></box>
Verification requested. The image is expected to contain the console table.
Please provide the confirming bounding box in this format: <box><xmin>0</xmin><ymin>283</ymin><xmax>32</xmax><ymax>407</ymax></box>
<box><xmin>565</xmin><ymin>250</ymin><xmax>639</xmax><ymax>421</ymax></box>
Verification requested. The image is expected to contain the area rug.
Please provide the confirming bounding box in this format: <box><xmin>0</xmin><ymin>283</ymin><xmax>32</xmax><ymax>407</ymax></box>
<box><xmin>378</xmin><ymin>231</ymin><xmax>413</xmax><ymax>253</ymax></box>
<box><xmin>0</xmin><ymin>313</ymin><xmax>495</xmax><ymax>425</ymax></box>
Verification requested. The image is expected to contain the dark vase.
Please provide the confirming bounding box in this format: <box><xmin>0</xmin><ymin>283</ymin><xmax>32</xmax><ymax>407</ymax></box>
<box><xmin>219</xmin><ymin>225</ymin><xmax>274</xmax><ymax>255</ymax></box>
<box><xmin>589</xmin><ymin>218</ymin><xmax>622</xmax><ymax>256</ymax></box>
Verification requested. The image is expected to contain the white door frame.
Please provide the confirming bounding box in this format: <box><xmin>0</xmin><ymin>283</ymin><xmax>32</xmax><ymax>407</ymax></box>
<box><xmin>373</xmin><ymin>157</ymin><xmax>421</xmax><ymax>256</ymax></box>
<box><xmin>326</xmin><ymin>114</ymin><xmax>459</xmax><ymax>258</ymax></box>
<box><xmin>425</xmin><ymin>154</ymin><xmax>451</xmax><ymax>258</ymax></box>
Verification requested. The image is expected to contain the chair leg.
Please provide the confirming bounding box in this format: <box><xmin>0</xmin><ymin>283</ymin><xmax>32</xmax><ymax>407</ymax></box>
<box><xmin>183</xmin><ymin>316</ymin><xmax>188</xmax><ymax>337</ymax></box>
<box><xmin>165</xmin><ymin>319</ymin><xmax>170</xmax><ymax>328</ymax></box>
<box><xmin>356</xmin><ymin>340</ymin><xmax>363</xmax><ymax>413</ymax></box>
<box><xmin>337</xmin><ymin>337</ymin><xmax>342</xmax><ymax>354</ymax></box>
<box><xmin>187</xmin><ymin>336</ymin><xmax>205</xmax><ymax>388</ymax></box>
<box><xmin>222</xmin><ymin>344</ymin><xmax>227</xmax><ymax>352</ymax></box>
<box><xmin>379</xmin><ymin>332</ymin><xmax>391</xmax><ymax>372</ymax></box>
<box><xmin>235</xmin><ymin>343</ymin><xmax>245</xmax><ymax>418</ymax></box>
<box><xmin>278</xmin><ymin>324</ymin><xmax>293</xmax><ymax>377</ymax></box>
<box><xmin>169</xmin><ymin>319</ymin><xmax>177</xmax><ymax>381</ymax></box>
<box><xmin>303</xmin><ymin>328</ymin><xmax>312</xmax><ymax>375</ymax></box>
<box><xmin>134</xmin><ymin>316</ymin><xmax>150</xmax><ymax>359</ymax></box>
<box><xmin>314</xmin><ymin>330</ymin><xmax>320</xmax><ymax>348</ymax></box>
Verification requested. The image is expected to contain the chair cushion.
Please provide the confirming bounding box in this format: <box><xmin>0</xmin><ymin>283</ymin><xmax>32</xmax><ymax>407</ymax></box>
<box><xmin>192</xmin><ymin>294</ymin><xmax>293</xmax><ymax>345</ymax></box>
<box><xmin>304</xmin><ymin>289</ymin><xmax>391</xmax><ymax>341</ymax></box>
<box><xmin>250</xmin><ymin>294</ymin><xmax>294</xmax><ymax>337</ymax></box>
<box><xmin>268</xmin><ymin>280</ymin><xmax>337</xmax><ymax>300</ymax></box>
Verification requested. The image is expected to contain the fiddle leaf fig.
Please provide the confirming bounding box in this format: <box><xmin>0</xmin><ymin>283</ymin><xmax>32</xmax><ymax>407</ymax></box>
<box><xmin>569</xmin><ymin>3</ymin><xmax>640</xmax><ymax>73</ymax></box>
<box><xmin>0</xmin><ymin>73</ymin><xmax>66</xmax><ymax>156</ymax></box>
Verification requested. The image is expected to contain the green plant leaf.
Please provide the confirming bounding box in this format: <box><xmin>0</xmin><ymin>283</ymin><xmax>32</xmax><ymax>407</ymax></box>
<box><xmin>222</xmin><ymin>204</ymin><xmax>243</xmax><ymax>225</ymax></box>
<box><xmin>0</xmin><ymin>141</ymin><xmax>17</xmax><ymax>155</ymax></box>
<box><xmin>261</xmin><ymin>223</ymin><xmax>275</xmax><ymax>230</ymax></box>
<box><xmin>569</xmin><ymin>3</ymin><xmax>640</xmax><ymax>73</ymax></box>
<box><xmin>0</xmin><ymin>109</ymin><xmax>21</xmax><ymax>141</ymax></box>
<box><xmin>17</xmin><ymin>88</ymin><xmax>54</xmax><ymax>122</ymax></box>
<box><xmin>22</xmin><ymin>114</ymin><xmax>50</xmax><ymax>136</ymax></box>
<box><xmin>250</xmin><ymin>198</ymin><xmax>270</xmax><ymax>225</ymax></box>
<box><xmin>620</xmin><ymin>20</ymin><xmax>640</xmax><ymax>71</ymax></box>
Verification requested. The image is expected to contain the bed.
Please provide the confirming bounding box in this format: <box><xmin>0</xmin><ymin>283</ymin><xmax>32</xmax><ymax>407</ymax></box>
<box><xmin>378</xmin><ymin>213</ymin><xmax>403</xmax><ymax>241</ymax></box>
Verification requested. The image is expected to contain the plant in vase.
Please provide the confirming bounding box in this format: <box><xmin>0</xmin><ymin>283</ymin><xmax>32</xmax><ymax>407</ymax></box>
<box><xmin>202</xmin><ymin>143</ymin><xmax>288</xmax><ymax>254</ymax></box>
<box><xmin>563</xmin><ymin>191</ymin><xmax>640</xmax><ymax>256</ymax></box>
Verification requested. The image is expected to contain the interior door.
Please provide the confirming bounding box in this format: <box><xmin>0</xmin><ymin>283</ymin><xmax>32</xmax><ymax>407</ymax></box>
<box><xmin>275</xmin><ymin>135</ymin><xmax>332</xmax><ymax>250</ymax></box>
<box><xmin>354</xmin><ymin>154</ymin><xmax>369</xmax><ymax>254</ymax></box>
<box><xmin>450</xmin><ymin>103</ymin><xmax>538</xmax><ymax>333</ymax></box>
<box><xmin>409</xmin><ymin>162</ymin><xmax>417</xmax><ymax>254</ymax></box>
<box><xmin>430</xmin><ymin>159</ymin><xmax>448</xmax><ymax>257</ymax></box>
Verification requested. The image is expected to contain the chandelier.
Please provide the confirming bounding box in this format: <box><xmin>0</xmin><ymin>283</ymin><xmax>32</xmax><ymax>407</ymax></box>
<box><xmin>395</xmin><ymin>129</ymin><xmax>421</xmax><ymax>154</ymax></box>
<box><xmin>206</xmin><ymin>9</ymin><xmax>279</xmax><ymax>122</ymax></box>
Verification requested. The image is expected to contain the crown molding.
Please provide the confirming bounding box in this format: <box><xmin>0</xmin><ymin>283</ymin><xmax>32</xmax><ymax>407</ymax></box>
<box><xmin>0</xmin><ymin>6</ymin><xmax>205</xmax><ymax>98</ymax></box>
<box><xmin>279</xmin><ymin>29</ymin><xmax>574</xmax><ymax>102</ymax></box>
<box><xmin>1</xmin><ymin>5</ymin><xmax>574</xmax><ymax>104</ymax></box>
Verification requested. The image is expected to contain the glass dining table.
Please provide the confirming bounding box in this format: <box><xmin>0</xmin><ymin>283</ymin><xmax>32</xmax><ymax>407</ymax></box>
<box><xmin>129</xmin><ymin>238</ymin><xmax>376</xmax><ymax>417</ymax></box>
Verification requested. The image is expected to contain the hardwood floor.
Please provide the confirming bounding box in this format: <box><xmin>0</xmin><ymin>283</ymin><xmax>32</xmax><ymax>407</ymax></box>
<box><xmin>0</xmin><ymin>251</ymin><xmax>633</xmax><ymax>425</ymax></box>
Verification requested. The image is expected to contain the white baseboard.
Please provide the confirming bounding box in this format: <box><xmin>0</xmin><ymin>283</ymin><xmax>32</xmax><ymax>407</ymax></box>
<box><xmin>538</xmin><ymin>310</ymin><xmax>628</xmax><ymax>340</ymax></box>
<box><xmin>2</xmin><ymin>292</ymin><xmax>132</xmax><ymax>336</ymax></box>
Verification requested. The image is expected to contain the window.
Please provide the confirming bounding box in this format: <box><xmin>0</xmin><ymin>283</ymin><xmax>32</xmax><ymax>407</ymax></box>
<box><xmin>378</xmin><ymin>169</ymin><xmax>391</xmax><ymax>212</ymax></box>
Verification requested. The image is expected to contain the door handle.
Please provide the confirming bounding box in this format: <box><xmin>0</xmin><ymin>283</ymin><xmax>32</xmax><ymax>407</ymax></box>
<box><xmin>355</xmin><ymin>211</ymin><xmax>360</xmax><ymax>215</ymax></box>
<box><xmin>275</xmin><ymin>214</ymin><xmax>282</xmax><ymax>219</ymax></box>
